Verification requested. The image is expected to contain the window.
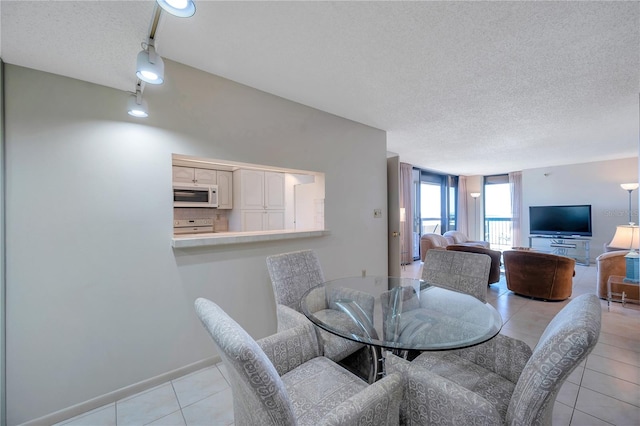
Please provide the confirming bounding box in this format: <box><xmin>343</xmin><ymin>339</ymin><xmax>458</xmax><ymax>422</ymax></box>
<box><xmin>484</xmin><ymin>174</ymin><xmax>511</xmax><ymax>251</ymax></box>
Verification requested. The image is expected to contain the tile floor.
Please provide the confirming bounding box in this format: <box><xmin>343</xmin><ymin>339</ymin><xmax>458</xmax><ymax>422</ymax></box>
<box><xmin>55</xmin><ymin>262</ymin><xmax>639</xmax><ymax>426</ymax></box>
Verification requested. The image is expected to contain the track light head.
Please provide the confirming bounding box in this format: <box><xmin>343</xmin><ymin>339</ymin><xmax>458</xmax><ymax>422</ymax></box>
<box><xmin>156</xmin><ymin>0</ymin><xmax>196</xmax><ymax>18</ymax></box>
<box><xmin>127</xmin><ymin>88</ymin><xmax>149</xmax><ymax>118</ymax></box>
<box><xmin>136</xmin><ymin>44</ymin><xmax>164</xmax><ymax>85</ymax></box>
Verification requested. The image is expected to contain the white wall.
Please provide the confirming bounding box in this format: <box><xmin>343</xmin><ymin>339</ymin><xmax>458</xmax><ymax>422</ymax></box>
<box><xmin>4</xmin><ymin>62</ymin><xmax>388</xmax><ymax>425</ymax></box>
<box><xmin>522</xmin><ymin>158</ymin><xmax>639</xmax><ymax>260</ymax></box>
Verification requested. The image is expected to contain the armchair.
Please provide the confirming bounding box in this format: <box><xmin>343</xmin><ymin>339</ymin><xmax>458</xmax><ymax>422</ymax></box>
<box><xmin>386</xmin><ymin>294</ymin><xmax>601</xmax><ymax>425</ymax></box>
<box><xmin>419</xmin><ymin>233</ymin><xmax>449</xmax><ymax>262</ymax></box>
<box><xmin>194</xmin><ymin>298</ymin><xmax>403</xmax><ymax>426</ymax></box>
<box><xmin>267</xmin><ymin>250</ymin><xmax>366</xmax><ymax>362</ymax></box>
<box><xmin>443</xmin><ymin>230</ymin><xmax>490</xmax><ymax>248</ymax></box>
<box><xmin>503</xmin><ymin>250</ymin><xmax>575</xmax><ymax>301</ymax></box>
<box><xmin>596</xmin><ymin>250</ymin><xmax>639</xmax><ymax>301</ymax></box>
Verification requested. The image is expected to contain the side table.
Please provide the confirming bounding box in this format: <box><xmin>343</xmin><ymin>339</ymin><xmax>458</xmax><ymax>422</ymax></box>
<box><xmin>607</xmin><ymin>275</ymin><xmax>640</xmax><ymax>310</ymax></box>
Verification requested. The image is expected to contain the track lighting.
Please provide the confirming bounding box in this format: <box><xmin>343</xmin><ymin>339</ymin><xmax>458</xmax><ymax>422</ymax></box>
<box><xmin>156</xmin><ymin>0</ymin><xmax>196</xmax><ymax>18</ymax></box>
<box><xmin>127</xmin><ymin>84</ymin><xmax>149</xmax><ymax>118</ymax></box>
<box><xmin>136</xmin><ymin>42</ymin><xmax>164</xmax><ymax>85</ymax></box>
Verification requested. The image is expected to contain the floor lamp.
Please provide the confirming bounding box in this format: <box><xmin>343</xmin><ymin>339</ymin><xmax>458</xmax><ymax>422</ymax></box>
<box><xmin>400</xmin><ymin>207</ymin><xmax>406</xmax><ymax>269</ymax></box>
<box><xmin>470</xmin><ymin>192</ymin><xmax>481</xmax><ymax>239</ymax></box>
<box><xmin>620</xmin><ymin>183</ymin><xmax>639</xmax><ymax>224</ymax></box>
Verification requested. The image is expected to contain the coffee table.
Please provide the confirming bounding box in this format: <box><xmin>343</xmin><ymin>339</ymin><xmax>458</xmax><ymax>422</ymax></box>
<box><xmin>300</xmin><ymin>276</ymin><xmax>503</xmax><ymax>381</ymax></box>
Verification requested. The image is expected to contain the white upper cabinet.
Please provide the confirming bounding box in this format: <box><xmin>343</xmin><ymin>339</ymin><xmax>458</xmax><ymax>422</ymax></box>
<box><xmin>172</xmin><ymin>166</ymin><xmax>217</xmax><ymax>186</ymax></box>
<box><xmin>235</xmin><ymin>170</ymin><xmax>285</xmax><ymax>210</ymax></box>
<box><xmin>264</xmin><ymin>172</ymin><xmax>285</xmax><ymax>209</ymax></box>
<box><xmin>216</xmin><ymin>170</ymin><xmax>233</xmax><ymax>209</ymax></box>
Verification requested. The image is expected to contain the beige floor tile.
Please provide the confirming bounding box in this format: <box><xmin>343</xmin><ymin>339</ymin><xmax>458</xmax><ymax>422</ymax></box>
<box><xmin>217</xmin><ymin>362</ymin><xmax>230</xmax><ymax>385</ymax></box>
<box><xmin>580</xmin><ymin>369</ymin><xmax>640</xmax><ymax>407</ymax></box>
<box><xmin>570</xmin><ymin>409</ymin><xmax>614</xmax><ymax>425</ymax></box>
<box><xmin>566</xmin><ymin>365</ymin><xmax>585</xmax><ymax>386</ymax></box>
<box><xmin>172</xmin><ymin>365</ymin><xmax>230</xmax><ymax>408</ymax></box>
<box><xmin>146</xmin><ymin>410</ymin><xmax>187</xmax><ymax>426</ymax></box>
<box><xmin>575</xmin><ymin>387</ymin><xmax>640</xmax><ymax>425</ymax></box>
<box><xmin>591</xmin><ymin>342</ymin><xmax>640</xmax><ymax>368</ymax></box>
<box><xmin>586</xmin><ymin>354</ymin><xmax>640</xmax><ymax>385</ymax></box>
<box><xmin>553</xmin><ymin>401</ymin><xmax>573</xmax><ymax>426</ymax></box>
<box><xmin>116</xmin><ymin>383</ymin><xmax>181</xmax><ymax>426</ymax></box>
<box><xmin>597</xmin><ymin>331</ymin><xmax>640</xmax><ymax>353</ymax></box>
<box><xmin>181</xmin><ymin>389</ymin><xmax>234</xmax><ymax>426</ymax></box>
<box><xmin>557</xmin><ymin>381</ymin><xmax>580</xmax><ymax>407</ymax></box>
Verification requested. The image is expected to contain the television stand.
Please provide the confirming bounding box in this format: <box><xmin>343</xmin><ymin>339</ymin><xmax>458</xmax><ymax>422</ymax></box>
<box><xmin>528</xmin><ymin>235</ymin><xmax>590</xmax><ymax>266</ymax></box>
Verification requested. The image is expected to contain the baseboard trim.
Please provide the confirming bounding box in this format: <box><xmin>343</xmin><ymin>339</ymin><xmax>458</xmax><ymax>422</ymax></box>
<box><xmin>21</xmin><ymin>356</ymin><xmax>221</xmax><ymax>426</ymax></box>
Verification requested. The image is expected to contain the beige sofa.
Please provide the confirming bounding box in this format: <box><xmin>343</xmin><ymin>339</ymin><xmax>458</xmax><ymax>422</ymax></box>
<box><xmin>443</xmin><ymin>231</ymin><xmax>490</xmax><ymax>248</ymax></box>
<box><xmin>420</xmin><ymin>231</ymin><xmax>492</xmax><ymax>262</ymax></box>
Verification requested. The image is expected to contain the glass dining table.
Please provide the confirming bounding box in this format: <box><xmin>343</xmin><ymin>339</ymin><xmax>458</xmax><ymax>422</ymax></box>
<box><xmin>300</xmin><ymin>276</ymin><xmax>503</xmax><ymax>382</ymax></box>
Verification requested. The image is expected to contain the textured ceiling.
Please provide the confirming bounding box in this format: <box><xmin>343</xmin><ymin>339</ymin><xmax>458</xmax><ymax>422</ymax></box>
<box><xmin>1</xmin><ymin>1</ymin><xmax>638</xmax><ymax>175</ymax></box>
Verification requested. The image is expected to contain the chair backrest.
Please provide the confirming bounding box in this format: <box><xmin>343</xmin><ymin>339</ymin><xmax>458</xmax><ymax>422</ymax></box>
<box><xmin>595</xmin><ymin>250</ymin><xmax>628</xmax><ymax>299</ymax></box>
<box><xmin>503</xmin><ymin>250</ymin><xmax>575</xmax><ymax>301</ymax></box>
<box><xmin>506</xmin><ymin>294</ymin><xmax>601</xmax><ymax>425</ymax></box>
<box><xmin>194</xmin><ymin>298</ymin><xmax>297</xmax><ymax>425</ymax></box>
<box><xmin>443</xmin><ymin>230</ymin><xmax>469</xmax><ymax>244</ymax></box>
<box><xmin>266</xmin><ymin>250</ymin><xmax>325</xmax><ymax>311</ymax></box>
<box><xmin>446</xmin><ymin>244</ymin><xmax>502</xmax><ymax>284</ymax></box>
<box><xmin>422</xmin><ymin>249</ymin><xmax>490</xmax><ymax>302</ymax></box>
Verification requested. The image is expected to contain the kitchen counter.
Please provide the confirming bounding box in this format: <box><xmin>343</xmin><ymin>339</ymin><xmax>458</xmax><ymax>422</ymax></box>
<box><xmin>171</xmin><ymin>229</ymin><xmax>330</xmax><ymax>248</ymax></box>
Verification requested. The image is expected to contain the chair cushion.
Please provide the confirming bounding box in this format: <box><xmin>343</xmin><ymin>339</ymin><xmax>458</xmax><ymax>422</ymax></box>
<box><xmin>282</xmin><ymin>356</ymin><xmax>367</xmax><ymax>425</ymax></box>
<box><xmin>412</xmin><ymin>352</ymin><xmax>516</xmax><ymax>422</ymax></box>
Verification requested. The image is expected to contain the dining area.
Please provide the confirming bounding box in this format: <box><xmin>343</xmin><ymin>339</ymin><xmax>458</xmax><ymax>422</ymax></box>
<box><xmin>194</xmin><ymin>249</ymin><xmax>602</xmax><ymax>425</ymax></box>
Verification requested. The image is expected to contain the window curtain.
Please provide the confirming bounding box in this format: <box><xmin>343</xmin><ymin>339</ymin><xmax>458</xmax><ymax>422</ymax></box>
<box><xmin>509</xmin><ymin>171</ymin><xmax>522</xmax><ymax>247</ymax></box>
<box><xmin>400</xmin><ymin>162</ymin><xmax>413</xmax><ymax>264</ymax></box>
<box><xmin>457</xmin><ymin>176</ymin><xmax>469</xmax><ymax>236</ymax></box>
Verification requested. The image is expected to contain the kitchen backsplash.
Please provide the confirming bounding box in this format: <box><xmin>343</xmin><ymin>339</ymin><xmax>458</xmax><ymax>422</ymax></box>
<box><xmin>174</xmin><ymin>208</ymin><xmax>229</xmax><ymax>232</ymax></box>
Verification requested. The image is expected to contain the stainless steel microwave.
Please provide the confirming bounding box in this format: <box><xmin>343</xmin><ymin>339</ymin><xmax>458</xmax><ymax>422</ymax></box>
<box><xmin>173</xmin><ymin>183</ymin><xmax>218</xmax><ymax>208</ymax></box>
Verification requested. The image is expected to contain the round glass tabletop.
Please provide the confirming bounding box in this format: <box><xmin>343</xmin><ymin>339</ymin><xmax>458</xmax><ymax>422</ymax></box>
<box><xmin>301</xmin><ymin>276</ymin><xmax>503</xmax><ymax>351</ymax></box>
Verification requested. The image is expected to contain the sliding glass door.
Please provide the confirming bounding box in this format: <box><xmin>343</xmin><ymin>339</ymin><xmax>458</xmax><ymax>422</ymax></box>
<box><xmin>415</xmin><ymin>169</ymin><xmax>458</xmax><ymax>260</ymax></box>
<box><xmin>484</xmin><ymin>174</ymin><xmax>512</xmax><ymax>251</ymax></box>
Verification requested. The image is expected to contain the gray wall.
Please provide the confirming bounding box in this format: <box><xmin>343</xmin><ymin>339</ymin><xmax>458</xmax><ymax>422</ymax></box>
<box><xmin>4</xmin><ymin>62</ymin><xmax>389</xmax><ymax>425</ymax></box>
<box><xmin>522</xmin><ymin>158</ymin><xmax>639</xmax><ymax>261</ymax></box>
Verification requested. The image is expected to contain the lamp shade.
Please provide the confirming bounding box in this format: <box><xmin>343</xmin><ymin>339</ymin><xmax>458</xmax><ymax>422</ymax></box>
<box><xmin>609</xmin><ymin>225</ymin><xmax>640</xmax><ymax>250</ymax></box>
<box><xmin>470</xmin><ymin>192</ymin><xmax>481</xmax><ymax>198</ymax></box>
<box><xmin>127</xmin><ymin>93</ymin><xmax>148</xmax><ymax>118</ymax></box>
<box><xmin>621</xmin><ymin>183</ymin><xmax>640</xmax><ymax>191</ymax></box>
<box><xmin>156</xmin><ymin>0</ymin><xmax>196</xmax><ymax>17</ymax></box>
<box><xmin>136</xmin><ymin>46</ymin><xmax>164</xmax><ymax>85</ymax></box>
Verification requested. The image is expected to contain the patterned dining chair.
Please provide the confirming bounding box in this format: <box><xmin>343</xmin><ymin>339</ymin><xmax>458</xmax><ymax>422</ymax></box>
<box><xmin>195</xmin><ymin>297</ymin><xmax>403</xmax><ymax>425</ymax></box>
<box><xmin>266</xmin><ymin>250</ymin><xmax>371</xmax><ymax>364</ymax></box>
<box><xmin>386</xmin><ymin>294</ymin><xmax>601</xmax><ymax>425</ymax></box>
<box><xmin>422</xmin><ymin>249</ymin><xmax>491</xmax><ymax>302</ymax></box>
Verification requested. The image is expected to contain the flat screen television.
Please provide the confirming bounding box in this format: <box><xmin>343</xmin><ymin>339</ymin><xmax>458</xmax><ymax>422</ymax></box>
<box><xmin>529</xmin><ymin>205</ymin><xmax>592</xmax><ymax>237</ymax></box>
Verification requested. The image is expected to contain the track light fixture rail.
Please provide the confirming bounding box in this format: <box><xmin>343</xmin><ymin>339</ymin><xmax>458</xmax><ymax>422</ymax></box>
<box><xmin>127</xmin><ymin>0</ymin><xmax>196</xmax><ymax>118</ymax></box>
